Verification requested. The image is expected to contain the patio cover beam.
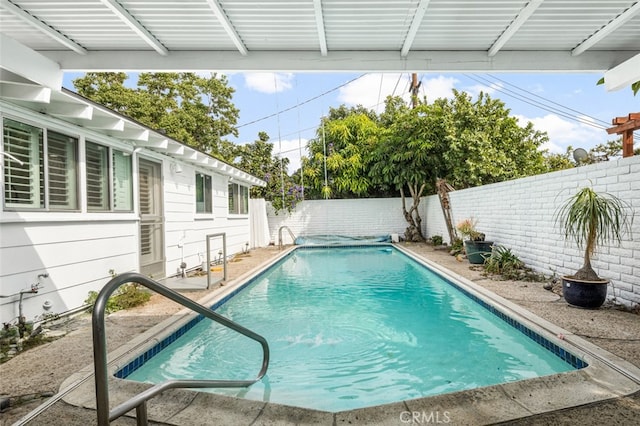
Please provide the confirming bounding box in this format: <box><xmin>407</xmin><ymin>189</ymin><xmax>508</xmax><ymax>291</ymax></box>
<box><xmin>43</xmin><ymin>49</ymin><xmax>636</xmax><ymax>73</ymax></box>
<box><xmin>572</xmin><ymin>1</ymin><xmax>640</xmax><ymax>56</ymax></box>
<box><xmin>488</xmin><ymin>0</ymin><xmax>544</xmax><ymax>57</ymax></box>
<box><xmin>205</xmin><ymin>0</ymin><xmax>248</xmax><ymax>55</ymax></box>
<box><xmin>0</xmin><ymin>0</ymin><xmax>87</xmax><ymax>55</ymax></box>
<box><xmin>401</xmin><ymin>0</ymin><xmax>431</xmax><ymax>57</ymax></box>
<box><xmin>98</xmin><ymin>0</ymin><xmax>168</xmax><ymax>56</ymax></box>
<box><xmin>313</xmin><ymin>0</ymin><xmax>328</xmax><ymax>56</ymax></box>
<box><xmin>603</xmin><ymin>53</ymin><xmax>640</xmax><ymax>92</ymax></box>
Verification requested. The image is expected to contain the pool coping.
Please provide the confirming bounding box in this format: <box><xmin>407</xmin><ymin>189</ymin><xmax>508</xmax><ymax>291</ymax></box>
<box><xmin>58</xmin><ymin>244</ymin><xmax>640</xmax><ymax>425</ymax></box>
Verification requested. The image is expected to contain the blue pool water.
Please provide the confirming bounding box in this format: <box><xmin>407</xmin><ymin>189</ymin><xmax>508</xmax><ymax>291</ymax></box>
<box><xmin>124</xmin><ymin>246</ymin><xmax>580</xmax><ymax>412</ymax></box>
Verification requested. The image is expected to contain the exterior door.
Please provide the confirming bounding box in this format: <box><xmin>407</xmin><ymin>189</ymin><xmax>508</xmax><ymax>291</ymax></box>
<box><xmin>138</xmin><ymin>158</ymin><xmax>165</xmax><ymax>278</ymax></box>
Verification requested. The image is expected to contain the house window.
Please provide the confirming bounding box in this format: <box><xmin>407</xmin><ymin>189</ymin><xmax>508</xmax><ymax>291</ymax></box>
<box><xmin>85</xmin><ymin>141</ymin><xmax>133</xmax><ymax>212</ymax></box>
<box><xmin>3</xmin><ymin>118</ymin><xmax>78</xmax><ymax>210</ymax></box>
<box><xmin>86</xmin><ymin>142</ymin><xmax>109</xmax><ymax>210</ymax></box>
<box><xmin>228</xmin><ymin>182</ymin><xmax>249</xmax><ymax>215</ymax></box>
<box><xmin>3</xmin><ymin>119</ymin><xmax>44</xmax><ymax>208</ymax></box>
<box><xmin>195</xmin><ymin>172</ymin><xmax>212</xmax><ymax>214</ymax></box>
<box><xmin>112</xmin><ymin>150</ymin><xmax>133</xmax><ymax>211</ymax></box>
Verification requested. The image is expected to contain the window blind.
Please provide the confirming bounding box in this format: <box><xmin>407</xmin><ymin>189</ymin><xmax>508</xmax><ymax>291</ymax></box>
<box><xmin>47</xmin><ymin>130</ymin><xmax>78</xmax><ymax>210</ymax></box>
<box><xmin>2</xmin><ymin>119</ymin><xmax>44</xmax><ymax>208</ymax></box>
<box><xmin>86</xmin><ymin>141</ymin><xmax>109</xmax><ymax>211</ymax></box>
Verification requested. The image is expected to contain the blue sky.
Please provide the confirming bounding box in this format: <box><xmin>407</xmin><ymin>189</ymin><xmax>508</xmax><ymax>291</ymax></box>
<box><xmin>63</xmin><ymin>72</ymin><xmax>639</xmax><ymax>173</ymax></box>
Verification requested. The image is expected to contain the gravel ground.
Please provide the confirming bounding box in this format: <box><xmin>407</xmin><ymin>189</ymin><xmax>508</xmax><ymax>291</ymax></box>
<box><xmin>1</xmin><ymin>243</ymin><xmax>639</xmax><ymax>425</ymax></box>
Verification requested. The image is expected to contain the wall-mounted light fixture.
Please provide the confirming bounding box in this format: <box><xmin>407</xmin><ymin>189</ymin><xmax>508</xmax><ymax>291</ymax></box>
<box><xmin>171</xmin><ymin>162</ymin><xmax>183</xmax><ymax>174</ymax></box>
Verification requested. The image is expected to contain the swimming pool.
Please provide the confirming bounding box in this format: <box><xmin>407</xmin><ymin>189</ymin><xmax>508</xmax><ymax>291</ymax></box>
<box><xmin>119</xmin><ymin>245</ymin><xmax>583</xmax><ymax>412</ymax></box>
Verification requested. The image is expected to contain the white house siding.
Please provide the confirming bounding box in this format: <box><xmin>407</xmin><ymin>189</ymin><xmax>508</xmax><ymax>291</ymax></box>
<box><xmin>163</xmin><ymin>161</ymin><xmax>251</xmax><ymax>277</ymax></box>
<box><xmin>0</xmin><ymin>217</ymin><xmax>138</xmax><ymax>325</ymax></box>
<box><xmin>1</xmin><ymin>103</ymin><xmax>258</xmax><ymax>324</ymax></box>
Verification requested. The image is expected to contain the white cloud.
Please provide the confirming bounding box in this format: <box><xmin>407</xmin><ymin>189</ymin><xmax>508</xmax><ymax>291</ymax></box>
<box><xmin>420</xmin><ymin>75</ymin><xmax>459</xmax><ymax>101</ymax></box>
<box><xmin>272</xmin><ymin>137</ymin><xmax>309</xmax><ymax>173</ymax></box>
<box><xmin>244</xmin><ymin>73</ymin><xmax>294</xmax><ymax>94</ymax></box>
<box><xmin>515</xmin><ymin>113</ymin><xmax>607</xmax><ymax>153</ymax></box>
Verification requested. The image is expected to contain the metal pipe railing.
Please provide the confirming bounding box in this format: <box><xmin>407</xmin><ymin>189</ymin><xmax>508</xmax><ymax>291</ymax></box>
<box><xmin>206</xmin><ymin>232</ymin><xmax>227</xmax><ymax>289</ymax></box>
<box><xmin>278</xmin><ymin>226</ymin><xmax>297</xmax><ymax>249</ymax></box>
<box><xmin>92</xmin><ymin>272</ymin><xmax>269</xmax><ymax>425</ymax></box>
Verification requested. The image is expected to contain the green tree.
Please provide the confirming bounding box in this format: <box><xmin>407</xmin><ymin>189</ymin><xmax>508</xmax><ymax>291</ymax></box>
<box><xmin>441</xmin><ymin>90</ymin><xmax>549</xmax><ymax>189</ymax></box>
<box><xmin>73</xmin><ymin>72</ymin><xmax>239</xmax><ymax>159</ymax></box>
<box><xmin>234</xmin><ymin>132</ymin><xmax>302</xmax><ymax>212</ymax></box>
<box><xmin>370</xmin><ymin>91</ymin><xmax>550</xmax><ymax>241</ymax></box>
<box><xmin>543</xmin><ymin>147</ymin><xmax>575</xmax><ymax>171</ymax></box>
<box><xmin>302</xmin><ymin>111</ymin><xmax>381</xmax><ymax>199</ymax></box>
<box><xmin>369</xmin><ymin>97</ymin><xmax>449</xmax><ymax>241</ymax></box>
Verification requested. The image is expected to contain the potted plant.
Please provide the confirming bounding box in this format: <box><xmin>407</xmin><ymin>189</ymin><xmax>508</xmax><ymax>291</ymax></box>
<box><xmin>555</xmin><ymin>187</ymin><xmax>632</xmax><ymax>308</ymax></box>
<box><xmin>456</xmin><ymin>218</ymin><xmax>494</xmax><ymax>264</ymax></box>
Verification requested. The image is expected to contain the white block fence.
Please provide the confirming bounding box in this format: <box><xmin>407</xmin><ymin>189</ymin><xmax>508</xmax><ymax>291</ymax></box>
<box><xmin>267</xmin><ymin>156</ymin><xmax>640</xmax><ymax>307</ymax></box>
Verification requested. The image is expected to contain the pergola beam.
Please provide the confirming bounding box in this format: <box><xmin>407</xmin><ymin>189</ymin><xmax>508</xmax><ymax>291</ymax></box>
<box><xmin>488</xmin><ymin>0</ymin><xmax>544</xmax><ymax>57</ymax></box>
<box><xmin>205</xmin><ymin>0</ymin><xmax>248</xmax><ymax>55</ymax></box>
<box><xmin>401</xmin><ymin>0</ymin><xmax>431</xmax><ymax>57</ymax></box>
<box><xmin>606</xmin><ymin>112</ymin><xmax>640</xmax><ymax>157</ymax></box>
<box><xmin>313</xmin><ymin>0</ymin><xmax>328</xmax><ymax>56</ymax></box>
<box><xmin>99</xmin><ymin>0</ymin><xmax>168</xmax><ymax>56</ymax></box>
<box><xmin>0</xmin><ymin>0</ymin><xmax>87</xmax><ymax>54</ymax></box>
<box><xmin>604</xmin><ymin>53</ymin><xmax>640</xmax><ymax>92</ymax></box>
<box><xmin>572</xmin><ymin>2</ymin><xmax>640</xmax><ymax>56</ymax></box>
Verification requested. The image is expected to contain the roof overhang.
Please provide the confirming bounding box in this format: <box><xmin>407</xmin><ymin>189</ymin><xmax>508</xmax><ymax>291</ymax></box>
<box><xmin>0</xmin><ymin>0</ymin><xmax>638</xmax><ymax>90</ymax></box>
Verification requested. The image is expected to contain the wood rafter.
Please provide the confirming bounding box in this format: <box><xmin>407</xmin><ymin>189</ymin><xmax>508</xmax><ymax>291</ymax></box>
<box><xmin>606</xmin><ymin>112</ymin><xmax>640</xmax><ymax>157</ymax></box>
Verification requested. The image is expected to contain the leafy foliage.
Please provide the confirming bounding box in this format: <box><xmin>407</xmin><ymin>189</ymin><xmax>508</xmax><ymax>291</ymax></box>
<box><xmin>233</xmin><ymin>132</ymin><xmax>302</xmax><ymax>212</ymax></box>
<box><xmin>431</xmin><ymin>235</ymin><xmax>443</xmax><ymax>246</ymax></box>
<box><xmin>73</xmin><ymin>72</ymin><xmax>239</xmax><ymax>159</ymax></box>
<box><xmin>302</xmin><ymin>112</ymin><xmax>382</xmax><ymax>199</ymax></box>
<box><xmin>85</xmin><ymin>283</ymin><xmax>151</xmax><ymax>314</ymax></box>
<box><xmin>484</xmin><ymin>246</ymin><xmax>524</xmax><ymax>277</ymax></box>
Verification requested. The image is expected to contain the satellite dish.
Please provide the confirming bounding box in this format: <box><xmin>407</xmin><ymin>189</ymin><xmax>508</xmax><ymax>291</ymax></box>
<box><xmin>573</xmin><ymin>148</ymin><xmax>588</xmax><ymax>163</ymax></box>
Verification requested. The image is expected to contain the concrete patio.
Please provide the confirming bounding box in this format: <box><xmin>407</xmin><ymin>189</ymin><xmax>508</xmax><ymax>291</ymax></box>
<box><xmin>2</xmin><ymin>243</ymin><xmax>640</xmax><ymax>425</ymax></box>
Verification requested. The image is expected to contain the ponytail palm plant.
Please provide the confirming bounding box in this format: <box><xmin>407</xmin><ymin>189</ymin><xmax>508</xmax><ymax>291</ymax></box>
<box><xmin>555</xmin><ymin>187</ymin><xmax>632</xmax><ymax>281</ymax></box>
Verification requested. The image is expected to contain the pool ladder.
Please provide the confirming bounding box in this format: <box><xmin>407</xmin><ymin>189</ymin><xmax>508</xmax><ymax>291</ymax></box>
<box><xmin>92</xmin><ymin>272</ymin><xmax>269</xmax><ymax>426</ymax></box>
<box><xmin>278</xmin><ymin>225</ymin><xmax>297</xmax><ymax>249</ymax></box>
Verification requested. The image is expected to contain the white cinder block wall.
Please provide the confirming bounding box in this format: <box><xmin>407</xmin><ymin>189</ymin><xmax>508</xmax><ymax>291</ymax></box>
<box><xmin>266</xmin><ymin>198</ymin><xmax>409</xmax><ymax>244</ymax></box>
<box><xmin>423</xmin><ymin>156</ymin><xmax>640</xmax><ymax>307</ymax></box>
<box><xmin>268</xmin><ymin>157</ymin><xmax>639</xmax><ymax>307</ymax></box>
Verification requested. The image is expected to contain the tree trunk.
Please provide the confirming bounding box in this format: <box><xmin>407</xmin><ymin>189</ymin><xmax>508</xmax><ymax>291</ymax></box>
<box><xmin>400</xmin><ymin>184</ymin><xmax>426</xmax><ymax>242</ymax></box>
<box><xmin>573</xmin><ymin>248</ymin><xmax>601</xmax><ymax>281</ymax></box>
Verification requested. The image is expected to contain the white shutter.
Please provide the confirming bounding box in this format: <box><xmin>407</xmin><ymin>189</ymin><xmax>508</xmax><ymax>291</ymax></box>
<box><xmin>2</xmin><ymin>119</ymin><xmax>44</xmax><ymax>208</ymax></box>
<box><xmin>86</xmin><ymin>142</ymin><xmax>109</xmax><ymax>211</ymax></box>
<box><xmin>47</xmin><ymin>130</ymin><xmax>78</xmax><ymax>210</ymax></box>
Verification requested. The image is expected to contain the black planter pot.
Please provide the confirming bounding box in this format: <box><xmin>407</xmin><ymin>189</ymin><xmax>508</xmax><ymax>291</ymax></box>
<box><xmin>463</xmin><ymin>240</ymin><xmax>493</xmax><ymax>264</ymax></box>
<box><xmin>561</xmin><ymin>276</ymin><xmax>609</xmax><ymax>309</ymax></box>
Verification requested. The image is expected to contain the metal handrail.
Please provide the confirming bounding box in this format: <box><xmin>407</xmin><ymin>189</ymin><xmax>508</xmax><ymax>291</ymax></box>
<box><xmin>206</xmin><ymin>232</ymin><xmax>227</xmax><ymax>289</ymax></box>
<box><xmin>278</xmin><ymin>226</ymin><xmax>297</xmax><ymax>249</ymax></box>
<box><xmin>92</xmin><ymin>272</ymin><xmax>269</xmax><ymax>425</ymax></box>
